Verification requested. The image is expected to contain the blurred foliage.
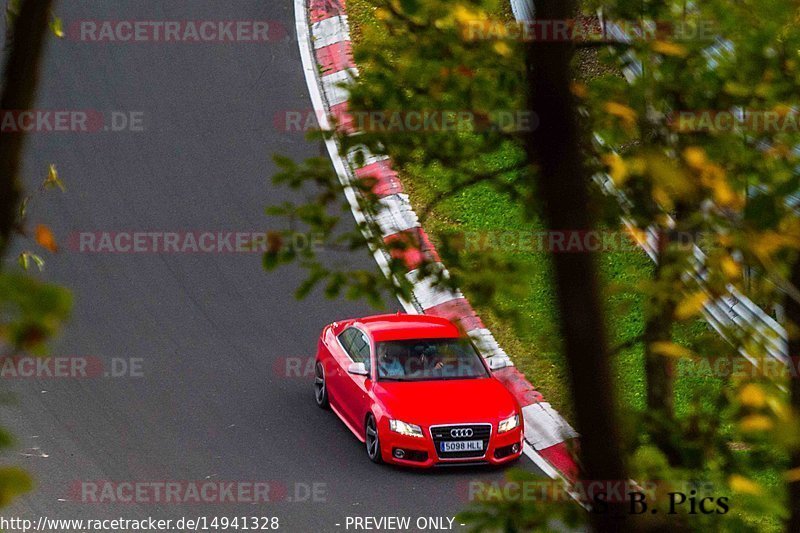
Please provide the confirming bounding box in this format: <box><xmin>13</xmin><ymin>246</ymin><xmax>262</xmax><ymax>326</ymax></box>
<box><xmin>0</xmin><ymin>164</ymin><xmax>72</xmax><ymax>505</ymax></box>
<box><xmin>266</xmin><ymin>0</ymin><xmax>800</xmax><ymax>530</ymax></box>
<box><xmin>0</xmin><ymin>0</ymin><xmax>71</xmax><ymax>509</ymax></box>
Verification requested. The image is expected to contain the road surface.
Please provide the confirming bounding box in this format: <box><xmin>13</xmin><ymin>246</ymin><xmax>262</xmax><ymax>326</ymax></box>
<box><xmin>2</xmin><ymin>1</ymin><xmax>545</xmax><ymax>531</ymax></box>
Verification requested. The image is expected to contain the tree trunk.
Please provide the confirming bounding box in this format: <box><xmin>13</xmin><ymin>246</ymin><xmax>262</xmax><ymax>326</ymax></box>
<box><xmin>643</xmin><ymin>229</ymin><xmax>679</xmax><ymax>464</ymax></box>
<box><xmin>523</xmin><ymin>1</ymin><xmax>629</xmax><ymax>529</ymax></box>
<box><xmin>0</xmin><ymin>0</ymin><xmax>54</xmax><ymax>261</ymax></box>
<box><xmin>786</xmin><ymin>259</ymin><xmax>800</xmax><ymax>532</ymax></box>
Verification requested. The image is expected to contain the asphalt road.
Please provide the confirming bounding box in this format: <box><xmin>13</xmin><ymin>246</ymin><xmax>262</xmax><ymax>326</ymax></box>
<box><xmin>2</xmin><ymin>1</ymin><xmax>544</xmax><ymax>531</ymax></box>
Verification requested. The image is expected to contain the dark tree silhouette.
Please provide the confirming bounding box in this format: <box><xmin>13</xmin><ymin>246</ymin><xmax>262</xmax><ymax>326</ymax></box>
<box><xmin>523</xmin><ymin>0</ymin><xmax>629</xmax><ymax>529</ymax></box>
<box><xmin>0</xmin><ymin>0</ymin><xmax>55</xmax><ymax>261</ymax></box>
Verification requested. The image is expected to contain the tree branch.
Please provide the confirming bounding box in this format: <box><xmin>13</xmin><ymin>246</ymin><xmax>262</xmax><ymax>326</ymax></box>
<box><xmin>418</xmin><ymin>162</ymin><xmax>526</xmax><ymax>224</ymax></box>
<box><xmin>0</xmin><ymin>0</ymin><xmax>55</xmax><ymax>263</ymax></box>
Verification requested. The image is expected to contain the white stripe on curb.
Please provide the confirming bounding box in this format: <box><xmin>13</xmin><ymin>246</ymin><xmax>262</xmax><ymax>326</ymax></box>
<box><xmin>346</xmin><ymin>145</ymin><xmax>390</xmax><ymax>168</ymax></box>
<box><xmin>468</xmin><ymin>328</ymin><xmax>510</xmax><ymax>360</ymax></box>
<box><xmin>311</xmin><ymin>15</ymin><xmax>351</xmax><ymax>48</ymax></box>
<box><xmin>320</xmin><ymin>68</ymin><xmax>358</xmax><ymax>106</ymax></box>
<box><xmin>373</xmin><ymin>194</ymin><xmax>421</xmax><ymax>236</ymax></box>
<box><xmin>405</xmin><ymin>266</ymin><xmax>464</xmax><ymax>309</ymax></box>
<box><xmin>523</xmin><ymin>402</ymin><xmax>580</xmax><ymax>450</ymax></box>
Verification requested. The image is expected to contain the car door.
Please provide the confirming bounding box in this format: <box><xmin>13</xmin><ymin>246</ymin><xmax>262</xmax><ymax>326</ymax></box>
<box><xmin>335</xmin><ymin>326</ymin><xmax>374</xmax><ymax>433</ymax></box>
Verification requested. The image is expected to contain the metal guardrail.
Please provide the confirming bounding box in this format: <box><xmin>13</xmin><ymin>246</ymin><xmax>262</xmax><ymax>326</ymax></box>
<box><xmin>509</xmin><ymin>0</ymin><xmax>535</xmax><ymax>21</ymax></box>
<box><xmin>594</xmin><ymin>172</ymin><xmax>789</xmax><ymax>366</ymax></box>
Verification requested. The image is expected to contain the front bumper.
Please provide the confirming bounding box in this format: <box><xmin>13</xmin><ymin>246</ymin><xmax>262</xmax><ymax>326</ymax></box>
<box><xmin>379</xmin><ymin>420</ymin><xmax>524</xmax><ymax>468</ymax></box>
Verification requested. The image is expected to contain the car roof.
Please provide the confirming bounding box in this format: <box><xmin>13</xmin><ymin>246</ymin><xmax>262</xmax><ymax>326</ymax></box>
<box><xmin>349</xmin><ymin>313</ymin><xmax>461</xmax><ymax>342</ymax></box>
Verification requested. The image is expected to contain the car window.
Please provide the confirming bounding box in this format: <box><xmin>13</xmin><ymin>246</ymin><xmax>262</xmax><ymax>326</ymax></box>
<box><xmin>375</xmin><ymin>338</ymin><xmax>488</xmax><ymax>381</ymax></box>
<box><xmin>337</xmin><ymin>327</ymin><xmax>372</xmax><ymax>372</ymax></box>
<box><xmin>337</xmin><ymin>328</ymin><xmax>355</xmax><ymax>353</ymax></box>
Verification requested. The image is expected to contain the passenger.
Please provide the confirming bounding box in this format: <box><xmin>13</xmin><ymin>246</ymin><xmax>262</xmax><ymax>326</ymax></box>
<box><xmin>378</xmin><ymin>344</ymin><xmax>405</xmax><ymax>378</ymax></box>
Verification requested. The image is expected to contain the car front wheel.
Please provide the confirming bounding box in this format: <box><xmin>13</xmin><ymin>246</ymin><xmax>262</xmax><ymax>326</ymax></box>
<box><xmin>365</xmin><ymin>415</ymin><xmax>383</xmax><ymax>464</ymax></box>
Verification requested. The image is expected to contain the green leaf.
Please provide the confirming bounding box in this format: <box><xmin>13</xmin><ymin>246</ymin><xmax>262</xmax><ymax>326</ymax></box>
<box><xmin>50</xmin><ymin>15</ymin><xmax>64</xmax><ymax>38</ymax></box>
<box><xmin>0</xmin><ymin>468</ymin><xmax>32</xmax><ymax>507</ymax></box>
<box><xmin>262</xmin><ymin>252</ymin><xmax>279</xmax><ymax>271</ymax></box>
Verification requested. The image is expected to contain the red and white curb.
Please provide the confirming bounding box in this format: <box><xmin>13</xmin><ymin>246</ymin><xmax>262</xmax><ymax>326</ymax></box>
<box><xmin>294</xmin><ymin>0</ymin><xmax>580</xmax><ymax>483</ymax></box>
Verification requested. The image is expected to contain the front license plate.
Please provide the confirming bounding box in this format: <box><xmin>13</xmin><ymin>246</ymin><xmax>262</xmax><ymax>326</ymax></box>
<box><xmin>441</xmin><ymin>440</ymin><xmax>483</xmax><ymax>452</ymax></box>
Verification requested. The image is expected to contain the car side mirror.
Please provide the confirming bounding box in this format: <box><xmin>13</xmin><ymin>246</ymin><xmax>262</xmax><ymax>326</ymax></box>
<box><xmin>347</xmin><ymin>362</ymin><xmax>369</xmax><ymax>376</ymax></box>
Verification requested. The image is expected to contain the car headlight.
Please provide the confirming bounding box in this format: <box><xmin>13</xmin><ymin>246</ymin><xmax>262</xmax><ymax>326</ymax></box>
<box><xmin>498</xmin><ymin>414</ymin><xmax>520</xmax><ymax>433</ymax></box>
<box><xmin>389</xmin><ymin>419</ymin><xmax>424</xmax><ymax>438</ymax></box>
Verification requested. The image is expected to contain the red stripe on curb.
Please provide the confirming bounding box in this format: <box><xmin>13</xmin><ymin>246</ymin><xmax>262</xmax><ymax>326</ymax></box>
<box><xmin>383</xmin><ymin>228</ymin><xmax>440</xmax><ymax>271</ymax></box>
<box><xmin>425</xmin><ymin>297</ymin><xmax>484</xmax><ymax>333</ymax></box>
<box><xmin>310</xmin><ymin>0</ymin><xmax>346</xmax><ymax>23</ymax></box>
<box><xmin>354</xmin><ymin>159</ymin><xmax>403</xmax><ymax>197</ymax></box>
<box><xmin>329</xmin><ymin>102</ymin><xmax>355</xmax><ymax>133</ymax></box>
<box><xmin>539</xmin><ymin>441</ymin><xmax>580</xmax><ymax>482</ymax></box>
<box><xmin>316</xmin><ymin>41</ymin><xmax>354</xmax><ymax>75</ymax></box>
<box><xmin>492</xmin><ymin>366</ymin><xmax>544</xmax><ymax>407</ymax></box>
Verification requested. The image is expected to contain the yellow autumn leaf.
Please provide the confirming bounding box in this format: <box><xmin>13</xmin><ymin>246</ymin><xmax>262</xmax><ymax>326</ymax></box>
<box><xmin>604</xmin><ymin>102</ymin><xmax>637</xmax><ymax>127</ymax></box>
<box><xmin>650</xmin><ymin>341</ymin><xmax>694</xmax><ymax>359</ymax></box>
<box><xmin>44</xmin><ymin>164</ymin><xmax>65</xmax><ymax>191</ymax></box>
<box><xmin>602</xmin><ymin>153</ymin><xmax>628</xmax><ymax>186</ymax></box>
<box><xmin>767</xmin><ymin>397</ymin><xmax>792</xmax><ymax>421</ymax></box>
<box><xmin>711</xmin><ymin>180</ymin><xmax>742</xmax><ymax>210</ymax></box>
<box><xmin>739</xmin><ymin>415</ymin><xmax>773</xmax><ymax>432</ymax></box>
<box><xmin>750</xmin><ymin>231</ymin><xmax>790</xmax><ymax>261</ymax></box>
<box><xmin>675</xmin><ymin>291</ymin><xmax>708</xmax><ymax>320</ymax></box>
<box><xmin>570</xmin><ymin>82</ymin><xmax>587</xmax><ymax>99</ymax></box>
<box><xmin>652</xmin><ymin>186</ymin><xmax>674</xmax><ymax>211</ymax></box>
<box><xmin>683</xmin><ymin>147</ymin><xmax>707</xmax><ymax>169</ymax></box>
<box><xmin>739</xmin><ymin>384</ymin><xmax>766</xmax><ymax>408</ymax></box>
<box><xmin>729</xmin><ymin>475</ymin><xmax>762</xmax><ymax>495</ymax></box>
<box><xmin>773</xmin><ymin>103</ymin><xmax>794</xmax><ymax>117</ymax></box>
<box><xmin>624</xmin><ymin>225</ymin><xmax>649</xmax><ymax>248</ymax></box>
<box><xmin>50</xmin><ymin>16</ymin><xmax>64</xmax><ymax>38</ymax></box>
<box><xmin>720</xmin><ymin>255</ymin><xmax>741</xmax><ymax>279</ymax></box>
<box><xmin>784</xmin><ymin>468</ymin><xmax>800</xmax><ymax>483</ymax></box>
<box><xmin>652</xmin><ymin>40</ymin><xmax>688</xmax><ymax>57</ymax></box>
<box><xmin>493</xmin><ymin>41</ymin><xmax>512</xmax><ymax>57</ymax></box>
<box><xmin>35</xmin><ymin>224</ymin><xmax>58</xmax><ymax>253</ymax></box>
<box><xmin>724</xmin><ymin>81</ymin><xmax>751</xmax><ymax>97</ymax></box>
<box><xmin>454</xmin><ymin>4</ymin><xmax>483</xmax><ymax>25</ymax></box>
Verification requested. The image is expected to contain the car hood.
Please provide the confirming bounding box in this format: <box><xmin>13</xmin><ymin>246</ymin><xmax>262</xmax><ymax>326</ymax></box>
<box><xmin>372</xmin><ymin>377</ymin><xmax>519</xmax><ymax>426</ymax></box>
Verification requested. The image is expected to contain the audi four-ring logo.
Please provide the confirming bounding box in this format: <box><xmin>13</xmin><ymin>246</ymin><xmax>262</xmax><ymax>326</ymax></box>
<box><xmin>450</xmin><ymin>428</ymin><xmax>474</xmax><ymax>438</ymax></box>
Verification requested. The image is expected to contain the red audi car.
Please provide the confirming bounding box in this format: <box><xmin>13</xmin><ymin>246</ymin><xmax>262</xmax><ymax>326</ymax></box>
<box><xmin>314</xmin><ymin>313</ymin><xmax>524</xmax><ymax>467</ymax></box>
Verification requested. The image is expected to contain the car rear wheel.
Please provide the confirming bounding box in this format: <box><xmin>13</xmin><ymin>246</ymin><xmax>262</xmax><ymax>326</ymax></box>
<box><xmin>365</xmin><ymin>415</ymin><xmax>383</xmax><ymax>464</ymax></box>
<box><xmin>314</xmin><ymin>362</ymin><xmax>329</xmax><ymax>409</ymax></box>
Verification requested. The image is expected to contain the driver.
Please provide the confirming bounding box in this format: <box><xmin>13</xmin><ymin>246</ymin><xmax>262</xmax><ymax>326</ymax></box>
<box><xmin>422</xmin><ymin>344</ymin><xmax>445</xmax><ymax>371</ymax></box>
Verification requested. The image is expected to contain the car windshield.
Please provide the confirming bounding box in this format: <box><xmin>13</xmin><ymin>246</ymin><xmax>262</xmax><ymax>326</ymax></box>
<box><xmin>375</xmin><ymin>338</ymin><xmax>489</xmax><ymax>381</ymax></box>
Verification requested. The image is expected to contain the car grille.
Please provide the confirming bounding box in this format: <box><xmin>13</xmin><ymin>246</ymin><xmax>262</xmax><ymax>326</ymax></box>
<box><xmin>431</xmin><ymin>424</ymin><xmax>492</xmax><ymax>459</ymax></box>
